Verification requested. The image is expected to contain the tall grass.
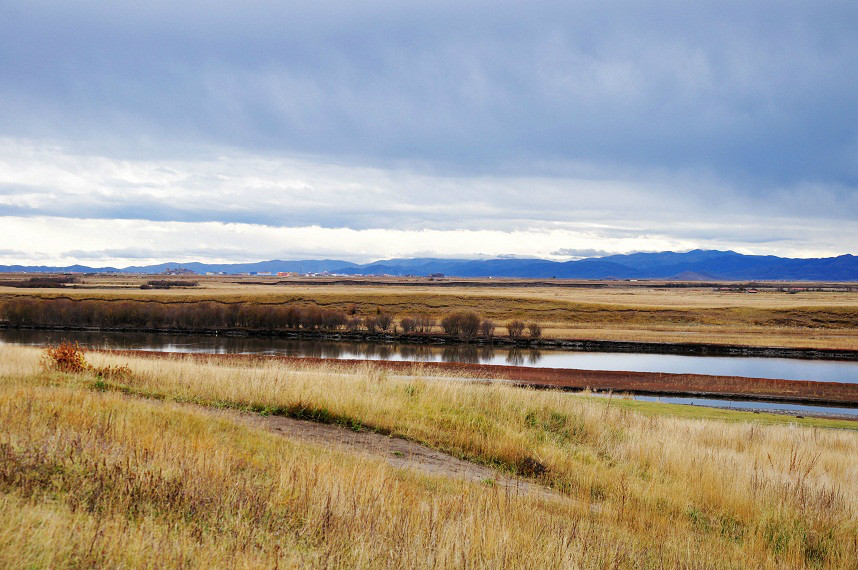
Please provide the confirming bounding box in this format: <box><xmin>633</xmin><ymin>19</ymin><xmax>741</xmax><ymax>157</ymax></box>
<box><xmin>2</xmin><ymin>345</ymin><xmax>857</xmax><ymax>568</ymax></box>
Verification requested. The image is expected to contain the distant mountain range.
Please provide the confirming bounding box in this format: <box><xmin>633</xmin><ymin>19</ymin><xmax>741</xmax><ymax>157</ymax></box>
<box><xmin>2</xmin><ymin>250</ymin><xmax>857</xmax><ymax>281</ymax></box>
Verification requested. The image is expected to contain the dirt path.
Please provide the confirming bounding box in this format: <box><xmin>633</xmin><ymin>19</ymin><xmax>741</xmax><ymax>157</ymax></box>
<box><xmin>211</xmin><ymin>407</ymin><xmax>563</xmax><ymax>501</ymax></box>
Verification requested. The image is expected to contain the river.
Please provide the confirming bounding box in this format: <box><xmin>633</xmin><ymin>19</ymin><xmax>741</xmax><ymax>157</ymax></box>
<box><xmin>3</xmin><ymin>329</ymin><xmax>857</xmax><ymax>417</ymax></box>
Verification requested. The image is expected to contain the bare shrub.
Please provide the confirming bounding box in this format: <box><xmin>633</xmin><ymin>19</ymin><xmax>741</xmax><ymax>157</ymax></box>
<box><xmin>440</xmin><ymin>312</ymin><xmax>481</xmax><ymax>339</ymax></box>
<box><xmin>284</xmin><ymin>306</ymin><xmax>303</xmax><ymax>329</ymax></box>
<box><xmin>400</xmin><ymin>317</ymin><xmax>417</xmax><ymax>333</ymax></box>
<box><xmin>319</xmin><ymin>308</ymin><xmax>346</xmax><ymax>330</ymax></box>
<box><xmin>415</xmin><ymin>315</ymin><xmax>435</xmax><ymax>333</ymax></box>
<box><xmin>376</xmin><ymin>312</ymin><xmax>393</xmax><ymax>332</ymax></box>
<box><xmin>440</xmin><ymin>314</ymin><xmax>461</xmax><ymax>335</ymax></box>
<box><xmin>526</xmin><ymin>322</ymin><xmax>542</xmax><ymax>338</ymax></box>
<box><xmin>506</xmin><ymin>320</ymin><xmax>525</xmax><ymax>338</ymax></box>
<box><xmin>479</xmin><ymin>319</ymin><xmax>496</xmax><ymax>338</ymax></box>
<box><xmin>458</xmin><ymin>312</ymin><xmax>481</xmax><ymax>339</ymax></box>
<box><xmin>364</xmin><ymin>316</ymin><xmax>379</xmax><ymax>333</ymax></box>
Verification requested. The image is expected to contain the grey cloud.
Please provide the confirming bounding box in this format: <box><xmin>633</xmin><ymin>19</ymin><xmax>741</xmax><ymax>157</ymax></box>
<box><xmin>61</xmin><ymin>247</ymin><xmax>254</xmax><ymax>261</ymax></box>
<box><xmin>0</xmin><ymin>1</ymin><xmax>855</xmax><ymax>192</ymax></box>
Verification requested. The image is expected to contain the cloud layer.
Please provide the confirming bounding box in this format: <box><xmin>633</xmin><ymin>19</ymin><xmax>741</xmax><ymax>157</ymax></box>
<box><xmin>0</xmin><ymin>1</ymin><xmax>855</xmax><ymax>265</ymax></box>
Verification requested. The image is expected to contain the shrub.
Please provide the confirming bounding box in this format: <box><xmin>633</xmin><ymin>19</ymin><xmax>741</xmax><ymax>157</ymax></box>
<box><xmin>439</xmin><ymin>312</ymin><xmax>481</xmax><ymax>339</ymax></box>
<box><xmin>364</xmin><ymin>316</ymin><xmax>379</xmax><ymax>333</ymax></box>
<box><xmin>526</xmin><ymin>322</ymin><xmax>542</xmax><ymax>338</ymax></box>
<box><xmin>399</xmin><ymin>317</ymin><xmax>417</xmax><ymax>333</ymax></box>
<box><xmin>376</xmin><ymin>312</ymin><xmax>393</xmax><ymax>332</ymax></box>
<box><xmin>4</xmin><ymin>276</ymin><xmax>77</xmax><ymax>288</ymax></box>
<box><xmin>41</xmin><ymin>342</ymin><xmax>132</xmax><ymax>379</ymax></box>
<box><xmin>458</xmin><ymin>312</ymin><xmax>481</xmax><ymax>339</ymax></box>
<box><xmin>440</xmin><ymin>314</ymin><xmax>461</xmax><ymax>335</ymax></box>
<box><xmin>41</xmin><ymin>342</ymin><xmax>89</xmax><ymax>373</ymax></box>
<box><xmin>479</xmin><ymin>319</ymin><xmax>496</xmax><ymax>337</ymax></box>
<box><xmin>506</xmin><ymin>320</ymin><xmax>525</xmax><ymax>338</ymax></box>
<box><xmin>141</xmin><ymin>279</ymin><xmax>199</xmax><ymax>289</ymax></box>
<box><xmin>415</xmin><ymin>315</ymin><xmax>435</xmax><ymax>333</ymax></box>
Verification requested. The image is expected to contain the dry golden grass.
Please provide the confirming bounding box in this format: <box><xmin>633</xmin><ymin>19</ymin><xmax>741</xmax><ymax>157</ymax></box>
<box><xmin>1</xmin><ymin>385</ymin><xmax>603</xmax><ymax>569</ymax></box>
<box><xmin>2</xmin><ymin>345</ymin><xmax>857</xmax><ymax>568</ymax></box>
<box><xmin>3</xmin><ymin>276</ymin><xmax>856</xmax><ymax>349</ymax></box>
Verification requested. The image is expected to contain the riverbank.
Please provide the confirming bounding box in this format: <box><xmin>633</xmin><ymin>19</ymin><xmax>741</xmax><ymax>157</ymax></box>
<box><xmin>98</xmin><ymin>349</ymin><xmax>858</xmax><ymax>409</ymax></box>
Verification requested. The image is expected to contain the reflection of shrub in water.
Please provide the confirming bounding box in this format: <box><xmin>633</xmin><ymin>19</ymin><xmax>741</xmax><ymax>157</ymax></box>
<box><xmin>442</xmin><ymin>345</ymin><xmax>480</xmax><ymax>364</ymax></box>
<box><xmin>479</xmin><ymin>346</ymin><xmax>496</xmax><ymax>363</ymax></box>
<box><xmin>527</xmin><ymin>350</ymin><xmax>542</xmax><ymax>365</ymax></box>
<box><xmin>301</xmin><ymin>341</ymin><xmax>326</xmax><ymax>359</ymax></box>
<box><xmin>375</xmin><ymin>345</ymin><xmax>393</xmax><ymax>360</ymax></box>
<box><xmin>362</xmin><ymin>343</ymin><xmax>393</xmax><ymax>359</ymax></box>
<box><xmin>506</xmin><ymin>348</ymin><xmax>525</xmax><ymax>366</ymax></box>
<box><xmin>319</xmin><ymin>343</ymin><xmax>345</xmax><ymax>359</ymax></box>
<box><xmin>398</xmin><ymin>345</ymin><xmax>435</xmax><ymax>361</ymax></box>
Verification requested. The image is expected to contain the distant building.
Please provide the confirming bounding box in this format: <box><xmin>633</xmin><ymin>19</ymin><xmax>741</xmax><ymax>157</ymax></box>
<box><xmin>162</xmin><ymin>267</ymin><xmax>195</xmax><ymax>276</ymax></box>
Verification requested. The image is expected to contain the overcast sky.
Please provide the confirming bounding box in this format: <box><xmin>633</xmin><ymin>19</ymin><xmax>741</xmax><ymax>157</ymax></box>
<box><xmin>1</xmin><ymin>1</ymin><xmax>855</xmax><ymax>266</ymax></box>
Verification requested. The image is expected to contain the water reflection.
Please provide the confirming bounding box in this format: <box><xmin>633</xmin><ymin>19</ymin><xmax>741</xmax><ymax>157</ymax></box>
<box><xmin>506</xmin><ymin>348</ymin><xmax>524</xmax><ymax>366</ymax></box>
<box><xmin>441</xmin><ymin>345</ymin><xmax>485</xmax><ymax>364</ymax></box>
<box><xmin>528</xmin><ymin>349</ymin><xmax>542</xmax><ymax>365</ymax></box>
<box><xmin>632</xmin><ymin>395</ymin><xmax>858</xmax><ymax>418</ymax></box>
<box><xmin>1</xmin><ymin>328</ymin><xmax>856</xmax><ymax>384</ymax></box>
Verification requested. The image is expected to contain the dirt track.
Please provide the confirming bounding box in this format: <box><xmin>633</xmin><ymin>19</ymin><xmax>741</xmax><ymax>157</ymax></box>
<box><xmin>104</xmin><ymin>349</ymin><xmax>858</xmax><ymax>407</ymax></box>
<box><xmin>208</xmin><ymin>407</ymin><xmax>562</xmax><ymax>501</ymax></box>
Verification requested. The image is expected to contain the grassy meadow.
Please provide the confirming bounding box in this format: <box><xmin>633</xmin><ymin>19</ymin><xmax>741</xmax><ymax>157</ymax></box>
<box><xmin>1</xmin><ymin>345</ymin><xmax>857</xmax><ymax>568</ymax></box>
<box><xmin>1</xmin><ymin>274</ymin><xmax>857</xmax><ymax>349</ymax></box>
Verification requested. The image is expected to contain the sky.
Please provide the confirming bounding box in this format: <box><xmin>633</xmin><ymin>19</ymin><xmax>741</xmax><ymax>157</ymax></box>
<box><xmin>1</xmin><ymin>1</ymin><xmax>856</xmax><ymax>267</ymax></box>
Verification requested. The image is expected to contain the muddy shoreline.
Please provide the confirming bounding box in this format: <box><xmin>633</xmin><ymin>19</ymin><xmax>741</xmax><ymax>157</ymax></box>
<box><xmin>99</xmin><ymin>349</ymin><xmax>858</xmax><ymax>409</ymax></box>
<box><xmin>3</xmin><ymin>323</ymin><xmax>856</xmax><ymax>361</ymax></box>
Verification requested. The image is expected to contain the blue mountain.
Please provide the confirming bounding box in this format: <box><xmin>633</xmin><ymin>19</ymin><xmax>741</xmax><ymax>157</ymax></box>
<box><xmin>1</xmin><ymin>251</ymin><xmax>856</xmax><ymax>281</ymax></box>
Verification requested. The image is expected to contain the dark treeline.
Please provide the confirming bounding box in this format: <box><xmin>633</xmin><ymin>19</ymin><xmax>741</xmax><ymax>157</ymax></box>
<box><xmin>140</xmin><ymin>279</ymin><xmax>200</xmax><ymax>289</ymax></box>
<box><xmin>2</xmin><ymin>276</ymin><xmax>78</xmax><ymax>288</ymax></box>
<box><xmin>0</xmin><ymin>298</ymin><xmax>543</xmax><ymax>339</ymax></box>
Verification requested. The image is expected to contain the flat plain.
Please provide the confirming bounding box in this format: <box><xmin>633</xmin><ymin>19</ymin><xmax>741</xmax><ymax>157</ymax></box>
<box><xmin>2</xmin><ymin>274</ymin><xmax>856</xmax><ymax>349</ymax></box>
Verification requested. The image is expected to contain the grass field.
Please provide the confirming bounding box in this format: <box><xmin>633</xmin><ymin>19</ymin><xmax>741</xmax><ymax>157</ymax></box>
<box><xmin>2</xmin><ymin>274</ymin><xmax>857</xmax><ymax>349</ymax></box>
<box><xmin>2</xmin><ymin>345</ymin><xmax>856</xmax><ymax>568</ymax></box>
